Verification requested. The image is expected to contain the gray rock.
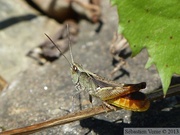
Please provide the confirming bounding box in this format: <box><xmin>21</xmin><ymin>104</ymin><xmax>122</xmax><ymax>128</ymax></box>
<box><xmin>1</xmin><ymin>0</ymin><xmax>179</xmax><ymax>135</ymax></box>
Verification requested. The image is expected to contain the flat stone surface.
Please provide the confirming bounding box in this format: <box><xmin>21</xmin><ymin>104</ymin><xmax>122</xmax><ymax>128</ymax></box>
<box><xmin>0</xmin><ymin>0</ymin><xmax>179</xmax><ymax>135</ymax></box>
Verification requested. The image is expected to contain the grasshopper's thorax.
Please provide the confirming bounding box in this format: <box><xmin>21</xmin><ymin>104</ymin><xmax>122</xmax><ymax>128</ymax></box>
<box><xmin>70</xmin><ymin>62</ymin><xmax>97</xmax><ymax>92</ymax></box>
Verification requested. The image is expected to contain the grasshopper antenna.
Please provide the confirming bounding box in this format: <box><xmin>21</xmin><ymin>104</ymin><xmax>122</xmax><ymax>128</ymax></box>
<box><xmin>44</xmin><ymin>33</ymin><xmax>72</xmax><ymax>67</ymax></box>
<box><xmin>66</xmin><ymin>24</ymin><xmax>74</xmax><ymax>64</ymax></box>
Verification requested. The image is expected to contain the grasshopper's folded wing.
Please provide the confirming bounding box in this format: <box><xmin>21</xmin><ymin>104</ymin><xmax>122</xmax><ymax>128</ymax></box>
<box><xmin>92</xmin><ymin>82</ymin><xmax>146</xmax><ymax>101</ymax></box>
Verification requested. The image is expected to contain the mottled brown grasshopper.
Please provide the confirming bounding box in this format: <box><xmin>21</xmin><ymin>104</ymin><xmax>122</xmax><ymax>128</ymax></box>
<box><xmin>45</xmin><ymin>30</ymin><xmax>150</xmax><ymax>112</ymax></box>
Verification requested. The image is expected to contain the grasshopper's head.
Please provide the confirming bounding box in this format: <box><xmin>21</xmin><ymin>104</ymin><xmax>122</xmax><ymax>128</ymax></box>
<box><xmin>70</xmin><ymin>62</ymin><xmax>84</xmax><ymax>84</ymax></box>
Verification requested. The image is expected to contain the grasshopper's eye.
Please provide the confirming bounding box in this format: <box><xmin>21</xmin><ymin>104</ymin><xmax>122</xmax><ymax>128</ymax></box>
<box><xmin>73</xmin><ymin>65</ymin><xmax>78</xmax><ymax>72</ymax></box>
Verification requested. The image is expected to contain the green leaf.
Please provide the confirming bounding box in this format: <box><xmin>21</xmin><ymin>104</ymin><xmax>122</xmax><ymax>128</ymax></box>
<box><xmin>111</xmin><ymin>0</ymin><xmax>180</xmax><ymax>95</ymax></box>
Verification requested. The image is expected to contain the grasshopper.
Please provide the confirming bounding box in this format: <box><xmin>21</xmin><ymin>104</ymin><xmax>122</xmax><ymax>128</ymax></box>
<box><xmin>45</xmin><ymin>30</ymin><xmax>150</xmax><ymax>112</ymax></box>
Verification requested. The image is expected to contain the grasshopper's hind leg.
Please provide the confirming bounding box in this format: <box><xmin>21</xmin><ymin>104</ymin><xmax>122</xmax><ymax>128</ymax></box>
<box><xmin>102</xmin><ymin>101</ymin><xmax>117</xmax><ymax>111</ymax></box>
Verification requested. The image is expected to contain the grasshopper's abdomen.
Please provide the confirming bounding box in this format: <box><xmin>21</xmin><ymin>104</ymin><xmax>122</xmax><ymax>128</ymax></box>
<box><xmin>107</xmin><ymin>91</ymin><xmax>150</xmax><ymax>112</ymax></box>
